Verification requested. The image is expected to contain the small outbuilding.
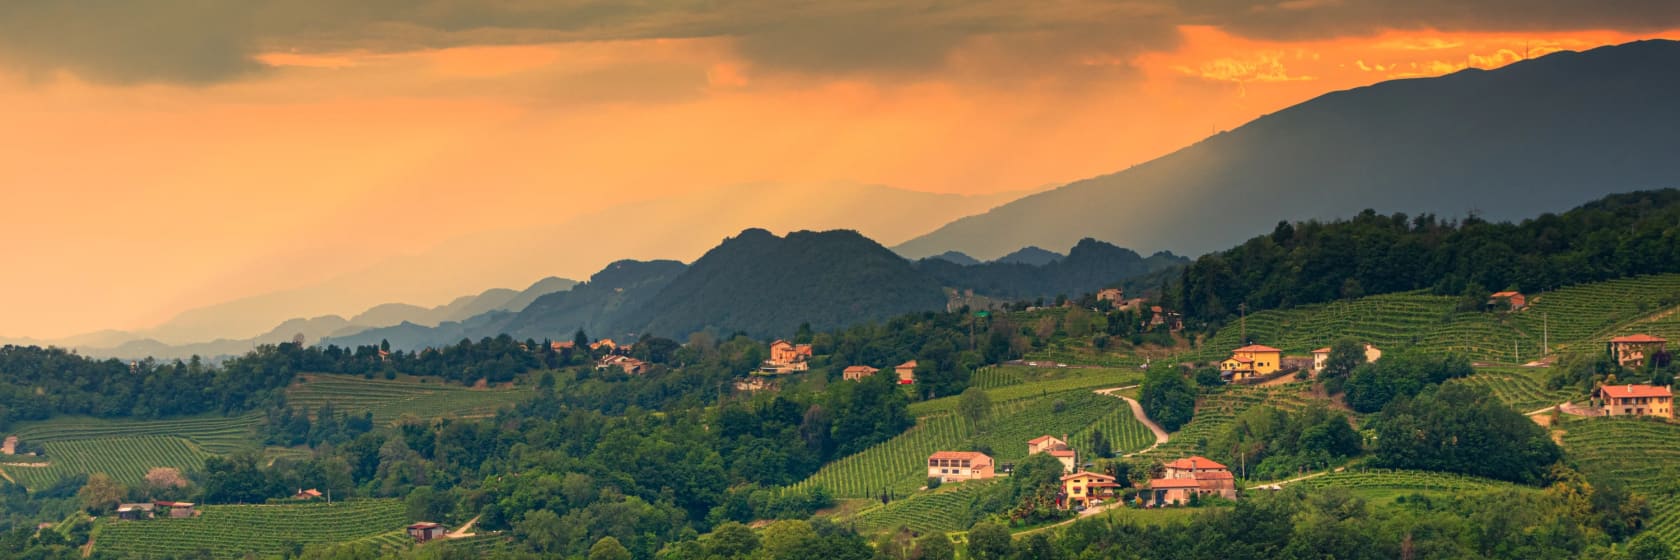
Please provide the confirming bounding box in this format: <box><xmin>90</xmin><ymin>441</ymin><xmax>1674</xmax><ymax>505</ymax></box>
<box><xmin>407</xmin><ymin>522</ymin><xmax>448</xmax><ymax>543</ymax></box>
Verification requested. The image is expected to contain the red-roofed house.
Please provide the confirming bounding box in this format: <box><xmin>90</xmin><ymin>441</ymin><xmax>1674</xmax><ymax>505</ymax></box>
<box><xmin>842</xmin><ymin>365</ymin><xmax>879</xmax><ymax>381</ymax></box>
<box><xmin>1595</xmin><ymin>384</ymin><xmax>1673</xmax><ymax>418</ymax></box>
<box><xmin>1148</xmin><ymin>456</ymin><xmax>1238</xmax><ymax>505</ymax></box>
<box><xmin>1048</xmin><ymin>448</ymin><xmax>1078</xmax><ymax>473</ymax></box>
<box><xmin>895</xmin><ymin>361</ymin><xmax>918</xmax><ymax>385</ymax></box>
<box><xmin>1221</xmin><ymin>345</ymin><xmax>1282</xmax><ymax>380</ymax></box>
<box><xmin>1488</xmin><ymin>291</ymin><xmax>1527</xmax><ymax>311</ymax></box>
<box><xmin>1027</xmin><ymin>435</ymin><xmax>1067</xmax><ymax>455</ymax></box>
<box><xmin>1609</xmin><ymin>334</ymin><xmax>1668</xmax><ymax>368</ymax></box>
<box><xmin>1162</xmin><ymin>456</ymin><xmax>1229</xmax><ymax>478</ymax></box>
<box><xmin>407</xmin><ymin>522</ymin><xmax>447</xmax><ymax>543</ymax></box>
<box><xmin>1061</xmin><ymin>471</ymin><xmax>1119</xmax><ymax>508</ymax></box>
<box><xmin>1146</xmin><ymin>477</ymin><xmax>1201</xmax><ymax>506</ymax></box>
<box><xmin>927</xmin><ymin>451</ymin><xmax>994</xmax><ymax>482</ymax></box>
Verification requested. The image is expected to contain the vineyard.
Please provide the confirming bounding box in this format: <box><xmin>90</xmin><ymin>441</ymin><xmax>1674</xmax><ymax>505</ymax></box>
<box><xmin>1191</xmin><ymin>293</ymin><xmax>1464</xmax><ymax>362</ymax></box>
<box><xmin>286</xmin><ymin>374</ymin><xmax>533</xmax><ymax>424</ymax></box>
<box><xmin>1450</xmin><ymin>367</ymin><xmax>1579</xmax><ymax>413</ymax></box>
<box><xmin>1561</xmin><ymin>418</ymin><xmax>1680</xmax><ymax>546</ymax></box>
<box><xmin>1514</xmin><ymin>274</ymin><xmax>1680</xmax><ymax>351</ymax></box>
<box><xmin>846</xmin><ymin>479</ymin><xmax>1003</xmax><ymax>534</ymax></box>
<box><xmin>4</xmin><ymin>436</ymin><xmax>212</xmax><ymax>489</ymax></box>
<box><xmin>1067</xmin><ymin>401</ymin><xmax>1156</xmax><ymax>457</ymax></box>
<box><xmin>909</xmin><ymin>368</ymin><xmax>1140</xmax><ymax>417</ymax></box>
<box><xmin>793</xmin><ymin>391</ymin><xmax>1126</xmax><ymax>498</ymax></box>
<box><xmin>96</xmin><ymin>499</ymin><xmax>409</xmax><ymax>558</ymax></box>
<box><xmin>10</xmin><ymin>413</ymin><xmax>262</xmax><ymax>455</ymax></box>
<box><xmin>1288</xmin><ymin>468</ymin><xmax>1521</xmax><ymax>498</ymax></box>
<box><xmin>1135</xmin><ymin>383</ymin><xmax>1317</xmax><ymax>462</ymax></box>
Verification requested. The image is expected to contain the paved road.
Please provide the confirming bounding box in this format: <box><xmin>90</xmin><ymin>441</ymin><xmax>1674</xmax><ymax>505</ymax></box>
<box><xmin>1093</xmin><ymin>385</ymin><xmax>1170</xmax><ymax>457</ymax></box>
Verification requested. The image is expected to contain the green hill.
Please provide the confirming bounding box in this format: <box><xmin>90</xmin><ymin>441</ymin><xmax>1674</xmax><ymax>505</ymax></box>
<box><xmin>95</xmin><ymin>500</ymin><xmax>408</xmax><ymax>558</ymax></box>
<box><xmin>1562</xmin><ymin>418</ymin><xmax>1680</xmax><ymax>546</ymax></box>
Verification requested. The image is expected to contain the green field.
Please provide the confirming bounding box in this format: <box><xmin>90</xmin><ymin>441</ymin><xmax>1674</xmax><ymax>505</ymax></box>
<box><xmin>96</xmin><ymin>499</ymin><xmax>409</xmax><ymax>558</ymax></box>
<box><xmin>1450</xmin><ymin>367</ymin><xmax>1580</xmax><ymax>413</ymax></box>
<box><xmin>846</xmin><ymin>479</ymin><xmax>1004</xmax><ymax>534</ymax></box>
<box><xmin>286</xmin><ymin>373</ymin><xmax>534</xmax><ymax>424</ymax></box>
<box><xmin>2</xmin><ymin>436</ymin><xmax>214</xmax><ymax>489</ymax></box>
<box><xmin>1561</xmin><ymin>418</ymin><xmax>1680</xmax><ymax>547</ymax></box>
<box><xmin>1067</xmin><ymin>401</ymin><xmax>1156</xmax><ymax>457</ymax></box>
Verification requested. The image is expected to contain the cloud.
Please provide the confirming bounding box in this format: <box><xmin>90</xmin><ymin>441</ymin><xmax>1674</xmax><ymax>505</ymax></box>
<box><xmin>1188</xmin><ymin>0</ymin><xmax>1680</xmax><ymax>40</ymax></box>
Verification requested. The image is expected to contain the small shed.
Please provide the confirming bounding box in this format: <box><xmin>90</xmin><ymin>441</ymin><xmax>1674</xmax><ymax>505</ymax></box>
<box><xmin>153</xmin><ymin>501</ymin><xmax>195</xmax><ymax>518</ymax></box>
<box><xmin>408</xmin><ymin>522</ymin><xmax>448</xmax><ymax>543</ymax></box>
<box><xmin>116</xmin><ymin>503</ymin><xmax>155</xmax><ymax>521</ymax></box>
<box><xmin>1488</xmin><ymin>291</ymin><xmax>1527</xmax><ymax>311</ymax></box>
<box><xmin>294</xmin><ymin>488</ymin><xmax>324</xmax><ymax>500</ymax></box>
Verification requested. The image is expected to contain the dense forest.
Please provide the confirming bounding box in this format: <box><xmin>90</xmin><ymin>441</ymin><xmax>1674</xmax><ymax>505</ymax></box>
<box><xmin>1169</xmin><ymin>189</ymin><xmax>1680</xmax><ymax>324</ymax></box>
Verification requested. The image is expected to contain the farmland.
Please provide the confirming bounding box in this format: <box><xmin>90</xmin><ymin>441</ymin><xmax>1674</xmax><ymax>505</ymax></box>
<box><xmin>286</xmin><ymin>373</ymin><xmax>534</xmax><ymax>424</ymax></box>
<box><xmin>1135</xmin><ymin>383</ymin><xmax>1316</xmax><ymax>462</ymax></box>
<box><xmin>96</xmin><ymin>499</ymin><xmax>409</xmax><ymax>558</ymax></box>
<box><xmin>1451</xmin><ymin>367</ymin><xmax>1580</xmax><ymax>413</ymax></box>
<box><xmin>846</xmin><ymin>479</ymin><xmax>1004</xmax><ymax>534</ymax></box>
<box><xmin>2</xmin><ymin>436</ymin><xmax>213</xmax><ymax>489</ymax></box>
<box><xmin>1287</xmin><ymin>468</ymin><xmax>1523</xmax><ymax>504</ymax></box>
<box><xmin>1561</xmin><ymin>418</ymin><xmax>1680</xmax><ymax>547</ymax></box>
<box><xmin>910</xmin><ymin>367</ymin><xmax>1140</xmax><ymax>416</ymax></box>
<box><xmin>10</xmin><ymin>413</ymin><xmax>262</xmax><ymax>455</ymax></box>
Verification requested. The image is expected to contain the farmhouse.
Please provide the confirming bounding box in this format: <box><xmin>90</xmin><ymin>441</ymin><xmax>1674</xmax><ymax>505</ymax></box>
<box><xmin>733</xmin><ymin>376</ymin><xmax>776</xmax><ymax>393</ymax></box>
<box><xmin>1488</xmin><ymin>291</ymin><xmax>1527</xmax><ymax>311</ymax></box>
<box><xmin>153</xmin><ymin>501</ymin><xmax>195</xmax><ymax>518</ymax></box>
<box><xmin>1060</xmin><ymin>471</ymin><xmax>1120</xmax><ymax>508</ymax></box>
<box><xmin>595</xmin><ymin>355</ymin><xmax>649</xmax><ymax>375</ymax></box>
<box><xmin>842</xmin><ymin>365</ymin><xmax>878</xmax><ymax>381</ymax></box>
<box><xmin>1151</xmin><ymin>456</ymin><xmax>1238</xmax><ymax>501</ymax></box>
<box><xmin>1096</xmin><ymin>288</ymin><xmax>1124</xmax><ymax>303</ymax></box>
<box><xmin>116</xmin><ymin>503</ymin><xmax>155</xmax><ymax>521</ymax></box>
<box><xmin>1148</xmin><ymin>306</ymin><xmax>1184</xmax><ymax>331</ymax></box>
<box><xmin>1595</xmin><ymin>384</ymin><xmax>1674</xmax><ymax>418</ymax></box>
<box><xmin>1026</xmin><ymin>435</ymin><xmax>1067</xmax><ymax>455</ymax></box>
<box><xmin>1311</xmin><ymin>343</ymin><xmax>1383</xmax><ymax>372</ymax></box>
<box><xmin>927</xmin><ymin>451</ymin><xmax>995</xmax><ymax>482</ymax></box>
<box><xmin>1145</xmin><ymin>478</ymin><xmax>1201</xmax><ymax>506</ymax></box>
<box><xmin>895</xmin><ymin>361</ymin><xmax>918</xmax><ymax>384</ymax></box>
<box><xmin>294</xmin><ymin>488</ymin><xmax>323</xmax><ymax>500</ymax></box>
<box><xmin>1608</xmin><ymin>334</ymin><xmax>1668</xmax><ymax>368</ymax></box>
<box><xmin>1221</xmin><ymin>345</ymin><xmax>1282</xmax><ymax>381</ymax></box>
<box><xmin>407</xmin><ymin>522</ymin><xmax>448</xmax><ymax>543</ymax></box>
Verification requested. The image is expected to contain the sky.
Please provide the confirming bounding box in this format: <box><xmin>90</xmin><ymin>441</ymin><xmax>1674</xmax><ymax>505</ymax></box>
<box><xmin>3</xmin><ymin>1</ymin><xmax>1679</xmax><ymax>340</ymax></box>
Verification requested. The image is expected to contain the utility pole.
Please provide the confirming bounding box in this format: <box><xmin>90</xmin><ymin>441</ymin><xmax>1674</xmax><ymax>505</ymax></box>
<box><xmin>1543</xmin><ymin>312</ymin><xmax>1549</xmax><ymax>356</ymax></box>
<box><xmin>1239</xmin><ymin>303</ymin><xmax>1248</xmax><ymax>344</ymax></box>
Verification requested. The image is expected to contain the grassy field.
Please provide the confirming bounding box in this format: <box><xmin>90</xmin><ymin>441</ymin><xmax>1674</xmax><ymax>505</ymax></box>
<box><xmin>96</xmin><ymin>499</ymin><xmax>409</xmax><ymax>558</ymax></box>
<box><xmin>1560</xmin><ymin>417</ymin><xmax>1680</xmax><ymax>547</ymax></box>
<box><xmin>287</xmin><ymin>374</ymin><xmax>534</xmax><ymax>425</ymax></box>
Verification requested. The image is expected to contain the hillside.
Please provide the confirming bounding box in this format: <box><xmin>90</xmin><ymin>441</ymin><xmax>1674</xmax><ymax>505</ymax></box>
<box><xmin>919</xmin><ymin>238</ymin><xmax>1186</xmax><ymax>301</ymax></box>
<box><xmin>995</xmin><ymin>246</ymin><xmax>1062</xmax><ymax>266</ymax></box>
<box><xmin>897</xmin><ymin>39</ymin><xmax>1680</xmax><ymax>260</ymax></box>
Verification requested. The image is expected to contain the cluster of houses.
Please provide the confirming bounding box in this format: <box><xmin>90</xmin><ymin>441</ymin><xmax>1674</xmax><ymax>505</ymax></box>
<box><xmin>841</xmin><ymin>361</ymin><xmax>918</xmax><ymax>384</ymax></box>
<box><xmin>1218</xmin><ymin>342</ymin><xmax>1381</xmax><ymax>383</ymax></box>
<box><xmin>926</xmin><ymin>435</ymin><xmax>1234</xmax><ymax>510</ymax></box>
<box><xmin>115</xmin><ymin>501</ymin><xmax>195</xmax><ymax>521</ymax></box>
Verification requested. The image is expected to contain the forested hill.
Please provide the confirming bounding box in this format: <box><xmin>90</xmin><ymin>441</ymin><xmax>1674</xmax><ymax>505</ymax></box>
<box><xmin>918</xmin><ymin>238</ymin><xmax>1186</xmax><ymax>301</ymax></box>
<box><xmin>625</xmin><ymin>229</ymin><xmax>947</xmax><ymax>337</ymax></box>
<box><xmin>1169</xmin><ymin>189</ymin><xmax>1680</xmax><ymax>324</ymax></box>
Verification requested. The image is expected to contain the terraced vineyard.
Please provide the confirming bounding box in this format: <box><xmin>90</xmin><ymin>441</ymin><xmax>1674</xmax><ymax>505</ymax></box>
<box><xmin>287</xmin><ymin>374</ymin><xmax>533</xmax><ymax>424</ymax></box>
<box><xmin>1561</xmin><ymin>418</ymin><xmax>1680</xmax><ymax>546</ymax></box>
<box><xmin>97</xmin><ymin>499</ymin><xmax>408</xmax><ymax>558</ymax></box>
<box><xmin>909</xmin><ymin>368</ymin><xmax>1139</xmax><ymax>416</ymax></box>
<box><xmin>1515</xmin><ymin>274</ymin><xmax>1680</xmax><ymax>350</ymax></box>
<box><xmin>10</xmin><ymin>413</ymin><xmax>262</xmax><ymax>455</ymax></box>
<box><xmin>1289</xmin><ymin>469</ymin><xmax>1520</xmax><ymax>495</ymax></box>
<box><xmin>847</xmin><ymin>479</ymin><xmax>1003</xmax><ymax>534</ymax></box>
<box><xmin>1193</xmin><ymin>293</ymin><xmax>1464</xmax><ymax>362</ymax></box>
<box><xmin>794</xmin><ymin>392</ymin><xmax>1126</xmax><ymax>498</ymax></box>
<box><xmin>1021</xmin><ymin>346</ymin><xmax>1147</xmax><ymax>368</ymax></box>
<box><xmin>4</xmin><ymin>436</ymin><xmax>213</xmax><ymax>488</ymax></box>
<box><xmin>1451</xmin><ymin>367</ymin><xmax>1580</xmax><ymax>413</ymax></box>
<box><xmin>1068</xmin><ymin>401</ymin><xmax>1156</xmax><ymax>457</ymax></box>
<box><xmin>970</xmin><ymin>366</ymin><xmax>1025</xmax><ymax>389</ymax></box>
<box><xmin>1137</xmin><ymin>384</ymin><xmax>1317</xmax><ymax>462</ymax></box>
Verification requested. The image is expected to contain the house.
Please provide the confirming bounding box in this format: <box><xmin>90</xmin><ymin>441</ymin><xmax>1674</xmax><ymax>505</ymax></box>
<box><xmin>1609</xmin><ymin>334</ymin><xmax>1668</xmax><ymax>368</ymax></box>
<box><xmin>116</xmin><ymin>503</ymin><xmax>154</xmax><ymax>521</ymax></box>
<box><xmin>842</xmin><ymin>365</ymin><xmax>879</xmax><ymax>381</ymax></box>
<box><xmin>768</xmin><ymin>340</ymin><xmax>814</xmax><ymax>365</ymax></box>
<box><xmin>591</xmin><ymin>339</ymin><xmax>618</xmax><ymax>351</ymax></box>
<box><xmin>595</xmin><ymin>355</ymin><xmax>649</xmax><ymax>375</ymax></box>
<box><xmin>1221</xmin><ymin>345</ymin><xmax>1282</xmax><ymax>381</ymax></box>
<box><xmin>1595</xmin><ymin>384</ymin><xmax>1674</xmax><ymax>418</ymax></box>
<box><xmin>1060</xmin><ymin>471</ymin><xmax>1120</xmax><ymax>508</ymax></box>
<box><xmin>733</xmin><ymin>376</ymin><xmax>776</xmax><ymax>393</ymax></box>
<box><xmin>294</xmin><ymin>488</ymin><xmax>323</xmax><ymax>500</ymax></box>
<box><xmin>1162</xmin><ymin>456</ymin><xmax>1229</xmax><ymax>479</ymax></box>
<box><xmin>1145</xmin><ymin>478</ymin><xmax>1201</xmax><ymax>506</ymax></box>
<box><xmin>1148</xmin><ymin>456</ymin><xmax>1238</xmax><ymax>504</ymax></box>
<box><xmin>1049</xmin><ymin>448</ymin><xmax>1078</xmax><ymax>473</ymax></box>
<box><xmin>1488</xmin><ymin>291</ymin><xmax>1527</xmax><ymax>311</ymax></box>
<box><xmin>550</xmin><ymin>341</ymin><xmax>575</xmax><ymax>351</ymax></box>
<box><xmin>927</xmin><ymin>451</ymin><xmax>995</xmax><ymax>482</ymax></box>
<box><xmin>153</xmin><ymin>501</ymin><xmax>195</xmax><ymax>518</ymax></box>
<box><xmin>895</xmin><ymin>361</ymin><xmax>918</xmax><ymax>384</ymax></box>
<box><xmin>407</xmin><ymin>522</ymin><xmax>448</xmax><ymax>543</ymax></box>
<box><xmin>1096</xmin><ymin>288</ymin><xmax>1124</xmax><ymax>304</ymax></box>
<box><xmin>1147</xmin><ymin>306</ymin><xmax>1184</xmax><ymax>331</ymax></box>
<box><xmin>1311</xmin><ymin>344</ymin><xmax>1383</xmax><ymax>373</ymax></box>
<box><xmin>1026</xmin><ymin>435</ymin><xmax>1068</xmax><ymax>455</ymax></box>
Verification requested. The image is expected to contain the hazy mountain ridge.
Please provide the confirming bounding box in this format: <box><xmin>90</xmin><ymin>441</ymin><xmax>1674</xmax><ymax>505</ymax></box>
<box><xmin>895</xmin><ymin>39</ymin><xmax>1680</xmax><ymax>260</ymax></box>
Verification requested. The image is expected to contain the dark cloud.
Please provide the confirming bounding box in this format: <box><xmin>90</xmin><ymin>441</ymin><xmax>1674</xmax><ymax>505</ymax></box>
<box><xmin>0</xmin><ymin>0</ymin><xmax>1674</xmax><ymax>86</ymax></box>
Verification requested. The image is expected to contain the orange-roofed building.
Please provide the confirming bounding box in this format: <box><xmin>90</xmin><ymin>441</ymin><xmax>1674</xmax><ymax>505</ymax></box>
<box><xmin>1061</xmin><ymin>471</ymin><xmax>1119</xmax><ymax>508</ymax></box>
<box><xmin>1096</xmin><ymin>288</ymin><xmax>1124</xmax><ymax>303</ymax></box>
<box><xmin>1595</xmin><ymin>384</ymin><xmax>1673</xmax><ymax>418</ymax></box>
<box><xmin>927</xmin><ymin>451</ymin><xmax>994</xmax><ymax>482</ymax></box>
<box><xmin>896</xmin><ymin>361</ymin><xmax>918</xmax><ymax>384</ymax></box>
<box><xmin>1027</xmin><ymin>435</ymin><xmax>1067</xmax><ymax>455</ymax></box>
<box><xmin>1608</xmin><ymin>334</ymin><xmax>1668</xmax><ymax>367</ymax></box>
<box><xmin>842</xmin><ymin>365</ymin><xmax>878</xmax><ymax>381</ymax></box>
<box><xmin>1162</xmin><ymin>456</ymin><xmax>1229</xmax><ymax>479</ymax></box>
<box><xmin>1488</xmin><ymin>291</ymin><xmax>1527</xmax><ymax>311</ymax></box>
<box><xmin>1049</xmin><ymin>448</ymin><xmax>1078</xmax><ymax>473</ymax></box>
<box><xmin>1146</xmin><ymin>477</ymin><xmax>1201</xmax><ymax>506</ymax></box>
<box><xmin>1149</xmin><ymin>456</ymin><xmax>1238</xmax><ymax>505</ymax></box>
<box><xmin>1221</xmin><ymin>345</ymin><xmax>1282</xmax><ymax>380</ymax></box>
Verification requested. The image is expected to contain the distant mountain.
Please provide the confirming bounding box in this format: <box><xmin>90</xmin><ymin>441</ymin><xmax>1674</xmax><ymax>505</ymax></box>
<box><xmin>918</xmin><ymin>239</ymin><xmax>1187</xmax><ymax>301</ymax></box>
<box><xmin>627</xmin><ymin>229</ymin><xmax>947</xmax><ymax>338</ymax></box>
<box><xmin>994</xmin><ymin>247</ymin><xmax>1063</xmax><ymax>266</ymax></box>
<box><xmin>928</xmin><ymin>251</ymin><xmax>981</xmax><ymax>266</ymax></box>
<box><xmin>895</xmin><ymin>39</ymin><xmax>1680</xmax><ymax>260</ymax></box>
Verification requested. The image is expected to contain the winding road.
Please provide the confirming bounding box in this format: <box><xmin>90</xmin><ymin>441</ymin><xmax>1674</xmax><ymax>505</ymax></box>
<box><xmin>1093</xmin><ymin>385</ymin><xmax>1170</xmax><ymax>457</ymax></box>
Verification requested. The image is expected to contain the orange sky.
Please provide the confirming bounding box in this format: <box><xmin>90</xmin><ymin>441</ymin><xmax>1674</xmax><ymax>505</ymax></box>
<box><xmin>2</xmin><ymin>4</ymin><xmax>1677</xmax><ymax>339</ymax></box>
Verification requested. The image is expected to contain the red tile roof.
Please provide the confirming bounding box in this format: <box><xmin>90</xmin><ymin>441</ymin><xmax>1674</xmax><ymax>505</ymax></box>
<box><xmin>1232</xmin><ymin>344</ymin><xmax>1281</xmax><ymax>353</ymax></box>
<box><xmin>1193</xmin><ymin>470</ymin><xmax>1235</xmax><ymax>480</ymax></box>
<box><xmin>408</xmin><ymin>522</ymin><xmax>442</xmax><ymax>529</ymax></box>
<box><xmin>1597</xmin><ymin>384</ymin><xmax>1673</xmax><ymax>399</ymax></box>
<box><xmin>1049</xmin><ymin>449</ymin><xmax>1076</xmax><ymax>457</ymax></box>
<box><xmin>1061</xmin><ymin>471</ymin><xmax>1116</xmax><ymax>482</ymax></box>
<box><xmin>897</xmin><ymin>360</ymin><xmax>919</xmax><ymax>369</ymax></box>
<box><xmin>1490</xmin><ymin>291</ymin><xmax>1522</xmax><ymax>298</ymax></box>
<box><xmin>1149</xmin><ymin>478</ymin><xmax>1201</xmax><ymax>489</ymax></box>
<box><xmin>929</xmin><ymin>451</ymin><xmax>992</xmax><ymax>463</ymax></box>
<box><xmin>1028</xmin><ymin>435</ymin><xmax>1062</xmax><ymax>445</ymax></box>
<box><xmin>1312</xmin><ymin>347</ymin><xmax>1332</xmax><ymax>354</ymax></box>
<box><xmin>1163</xmin><ymin>456</ymin><xmax>1229</xmax><ymax>471</ymax></box>
<box><xmin>1611</xmin><ymin>334</ymin><xmax>1668</xmax><ymax>343</ymax></box>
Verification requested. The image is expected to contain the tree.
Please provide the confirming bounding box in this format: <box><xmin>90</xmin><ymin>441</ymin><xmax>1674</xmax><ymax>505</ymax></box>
<box><xmin>912</xmin><ymin>532</ymin><xmax>955</xmax><ymax>560</ymax></box>
<box><xmin>588</xmin><ymin>536</ymin><xmax>632</xmax><ymax>560</ymax></box>
<box><xmin>707</xmin><ymin>522</ymin><xmax>759</xmax><ymax>557</ymax></box>
<box><xmin>1140</xmin><ymin>366</ymin><xmax>1196</xmax><ymax>431</ymax></box>
<box><xmin>77</xmin><ymin>473</ymin><xmax>124</xmax><ymax>513</ymax></box>
<box><xmin>762</xmin><ymin>519</ymin><xmax>817</xmax><ymax>560</ymax></box>
<box><xmin>1320</xmin><ymin>338</ymin><xmax>1366</xmax><ymax>391</ymax></box>
<box><xmin>966</xmin><ymin>522</ymin><xmax>1013</xmax><ymax>560</ymax></box>
<box><xmin>1090</xmin><ymin>428</ymin><xmax>1112</xmax><ymax>459</ymax></box>
<box><xmin>957</xmin><ymin>387</ymin><xmax>993</xmax><ymax>428</ymax></box>
<box><xmin>515</xmin><ymin>510</ymin><xmax>565</xmax><ymax>554</ymax></box>
<box><xmin>1371</xmin><ymin>383</ymin><xmax>1561</xmax><ymax>484</ymax></box>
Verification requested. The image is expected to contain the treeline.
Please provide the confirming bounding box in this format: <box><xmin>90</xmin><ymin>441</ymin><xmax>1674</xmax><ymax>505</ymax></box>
<box><xmin>0</xmin><ymin>345</ymin><xmax>295</xmax><ymax>430</ymax></box>
<box><xmin>1169</xmin><ymin>189</ymin><xmax>1680</xmax><ymax>324</ymax></box>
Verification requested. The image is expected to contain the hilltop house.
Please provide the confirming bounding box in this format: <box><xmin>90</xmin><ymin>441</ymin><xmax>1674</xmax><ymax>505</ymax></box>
<box><xmin>927</xmin><ymin>451</ymin><xmax>994</xmax><ymax>482</ymax></box>
<box><xmin>1148</xmin><ymin>306</ymin><xmax>1184</xmax><ymax>331</ymax></box>
<box><xmin>596</xmin><ymin>355</ymin><xmax>649</xmax><ymax>375</ymax></box>
<box><xmin>764</xmin><ymin>340</ymin><xmax>814</xmax><ymax>373</ymax></box>
<box><xmin>1221</xmin><ymin>345</ymin><xmax>1282</xmax><ymax>381</ymax></box>
<box><xmin>842</xmin><ymin>365</ymin><xmax>879</xmax><ymax>381</ymax></box>
<box><xmin>1145</xmin><ymin>456</ymin><xmax>1237</xmax><ymax>505</ymax></box>
<box><xmin>895</xmin><ymin>361</ymin><xmax>918</xmax><ymax>385</ymax></box>
<box><xmin>1595</xmin><ymin>384</ymin><xmax>1674</xmax><ymax>418</ymax></box>
<box><xmin>1096</xmin><ymin>288</ymin><xmax>1125</xmax><ymax>304</ymax></box>
<box><xmin>1060</xmin><ymin>471</ymin><xmax>1120</xmax><ymax>509</ymax></box>
<box><xmin>294</xmin><ymin>488</ymin><xmax>323</xmax><ymax>501</ymax></box>
<box><xmin>407</xmin><ymin>522</ymin><xmax>448</xmax><ymax>543</ymax></box>
<box><xmin>591</xmin><ymin>339</ymin><xmax>618</xmax><ymax>351</ymax></box>
<box><xmin>1311</xmin><ymin>343</ymin><xmax>1383</xmax><ymax>373</ymax></box>
<box><xmin>1488</xmin><ymin>291</ymin><xmax>1527</xmax><ymax>311</ymax></box>
<box><xmin>1608</xmin><ymin>334</ymin><xmax>1668</xmax><ymax>367</ymax></box>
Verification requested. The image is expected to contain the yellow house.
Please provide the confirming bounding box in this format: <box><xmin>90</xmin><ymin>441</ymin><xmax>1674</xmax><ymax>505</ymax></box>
<box><xmin>1221</xmin><ymin>344</ymin><xmax>1282</xmax><ymax>380</ymax></box>
<box><xmin>1060</xmin><ymin>471</ymin><xmax>1118</xmax><ymax>508</ymax></box>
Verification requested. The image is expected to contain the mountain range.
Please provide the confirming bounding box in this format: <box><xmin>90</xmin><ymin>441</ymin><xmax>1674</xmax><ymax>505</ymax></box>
<box><xmin>895</xmin><ymin>39</ymin><xmax>1680</xmax><ymax>260</ymax></box>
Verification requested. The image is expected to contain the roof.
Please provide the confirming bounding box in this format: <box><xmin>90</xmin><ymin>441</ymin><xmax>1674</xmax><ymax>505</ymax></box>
<box><xmin>1312</xmin><ymin>347</ymin><xmax>1332</xmax><ymax>354</ymax></box>
<box><xmin>1149</xmin><ymin>478</ymin><xmax>1202</xmax><ymax>489</ymax></box>
<box><xmin>153</xmin><ymin>501</ymin><xmax>194</xmax><ymax>507</ymax></box>
<box><xmin>1049</xmin><ymin>449</ymin><xmax>1077</xmax><ymax>457</ymax></box>
<box><xmin>1232</xmin><ymin>344</ymin><xmax>1281</xmax><ymax>353</ymax></box>
<box><xmin>897</xmin><ymin>360</ymin><xmax>918</xmax><ymax>369</ymax></box>
<box><xmin>408</xmin><ymin>522</ymin><xmax>443</xmax><ymax>529</ymax></box>
<box><xmin>1061</xmin><ymin>471</ymin><xmax>1116</xmax><ymax>482</ymax></box>
<box><xmin>929</xmin><ymin>451</ymin><xmax>991</xmax><ymax>462</ymax></box>
<box><xmin>297</xmin><ymin>489</ymin><xmax>323</xmax><ymax>497</ymax></box>
<box><xmin>1150</xmin><ymin>306</ymin><xmax>1164</xmax><ymax>313</ymax></box>
<box><xmin>1611</xmin><ymin>334</ymin><xmax>1668</xmax><ymax>343</ymax></box>
<box><xmin>117</xmin><ymin>503</ymin><xmax>155</xmax><ymax>511</ymax></box>
<box><xmin>1027</xmin><ymin>435</ymin><xmax>1063</xmax><ymax>445</ymax></box>
<box><xmin>1597</xmin><ymin>384</ymin><xmax>1673</xmax><ymax>399</ymax></box>
<box><xmin>1163</xmin><ymin>456</ymin><xmax>1229</xmax><ymax>471</ymax></box>
<box><xmin>1193</xmin><ymin>470</ymin><xmax>1235</xmax><ymax>480</ymax></box>
<box><xmin>843</xmin><ymin>365</ymin><xmax>878</xmax><ymax>373</ymax></box>
<box><xmin>770</xmin><ymin>339</ymin><xmax>792</xmax><ymax>347</ymax></box>
<box><xmin>1489</xmin><ymin>291</ymin><xmax>1523</xmax><ymax>298</ymax></box>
